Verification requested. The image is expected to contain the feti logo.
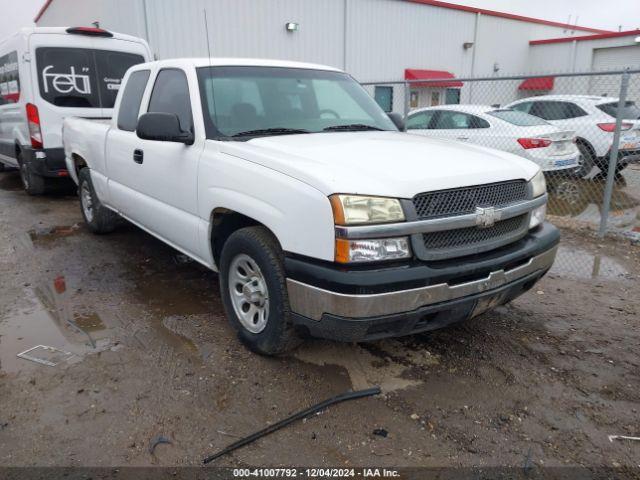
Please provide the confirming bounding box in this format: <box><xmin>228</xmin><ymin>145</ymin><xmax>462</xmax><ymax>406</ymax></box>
<box><xmin>42</xmin><ymin>65</ymin><xmax>92</xmax><ymax>95</ymax></box>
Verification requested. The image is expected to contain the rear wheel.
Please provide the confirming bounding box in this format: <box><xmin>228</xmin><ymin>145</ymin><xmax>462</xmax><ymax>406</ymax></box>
<box><xmin>219</xmin><ymin>226</ymin><xmax>302</xmax><ymax>355</ymax></box>
<box><xmin>575</xmin><ymin>142</ymin><xmax>595</xmax><ymax>178</ymax></box>
<box><xmin>0</xmin><ymin>162</ymin><xmax>6</xmax><ymax>172</ymax></box>
<box><xmin>17</xmin><ymin>151</ymin><xmax>46</xmax><ymax>195</ymax></box>
<box><xmin>78</xmin><ymin>168</ymin><xmax>119</xmax><ymax>234</ymax></box>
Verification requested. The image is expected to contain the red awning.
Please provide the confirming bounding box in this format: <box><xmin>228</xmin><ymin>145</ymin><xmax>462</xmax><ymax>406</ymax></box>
<box><xmin>518</xmin><ymin>76</ymin><xmax>554</xmax><ymax>91</ymax></box>
<box><xmin>404</xmin><ymin>69</ymin><xmax>463</xmax><ymax>88</ymax></box>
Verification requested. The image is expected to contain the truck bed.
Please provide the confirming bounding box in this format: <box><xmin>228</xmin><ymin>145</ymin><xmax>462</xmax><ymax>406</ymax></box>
<box><xmin>63</xmin><ymin>117</ymin><xmax>111</xmax><ymax>185</ymax></box>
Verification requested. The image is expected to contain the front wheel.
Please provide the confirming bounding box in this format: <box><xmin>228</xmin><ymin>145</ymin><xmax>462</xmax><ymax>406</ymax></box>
<box><xmin>78</xmin><ymin>168</ymin><xmax>119</xmax><ymax>234</ymax></box>
<box><xmin>219</xmin><ymin>226</ymin><xmax>302</xmax><ymax>355</ymax></box>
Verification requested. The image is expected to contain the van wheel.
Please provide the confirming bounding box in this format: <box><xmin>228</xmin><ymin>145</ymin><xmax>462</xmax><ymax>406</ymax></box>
<box><xmin>219</xmin><ymin>226</ymin><xmax>302</xmax><ymax>355</ymax></box>
<box><xmin>17</xmin><ymin>152</ymin><xmax>45</xmax><ymax>195</ymax></box>
<box><xmin>78</xmin><ymin>168</ymin><xmax>119</xmax><ymax>234</ymax></box>
<box><xmin>0</xmin><ymin>162</ymin><xmax>5</xmax><ymax>172</ymax></box>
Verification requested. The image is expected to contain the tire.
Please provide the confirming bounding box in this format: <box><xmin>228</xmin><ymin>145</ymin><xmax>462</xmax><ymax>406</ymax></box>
<box><xmin>575</xmin><ymin>141</ymin><xmax>596</xmax><ymax>178</ymax></box>
<box><xmin>78</xmin><ymin>168</ymin><xmax>119</xmax><ymax>234</ymax></box>
<box><xmin>0</xmin><ymin>162</ymin><xmax>5</xmax><ymax>172</ymax></box>
<box><xmin>17</xmin><ymin>151</ymin><xmax>46</xmax><ymax>195</ymax></box>
<box><xmin>219</xmin><ymin>226</ymin><xmax>302</xmax><ymax>355</ymax></box>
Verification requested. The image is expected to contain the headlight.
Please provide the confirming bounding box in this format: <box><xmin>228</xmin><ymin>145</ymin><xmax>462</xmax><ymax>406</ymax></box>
<box><xmin>330</xmin><ymin>194</ymin><xmax>405</xmax><ymax>225</ymax></box>
<box><xmin>529</xmin><ymin>204</ymin><xmax>546</xmax><ymax>229</ymax></box>
<box><xmin>335</xmin><ymin>237</ymin><xmax>411</xmax><ymax>263</ymax></box>
<box><xmin>530</xmin><ymin>170</ymin><xmax>546</xmax><ymax>198</ymax></box>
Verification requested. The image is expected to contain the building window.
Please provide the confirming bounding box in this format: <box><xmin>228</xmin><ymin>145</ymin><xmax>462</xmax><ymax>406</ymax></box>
<box><xmin>374</xmin><ymin>86</ymin><xmax>393</xmax><ymax>112</ymax></box>
<box><xmin>410</xmin><ymin>91</ymin><xmax>419</xmax><ymax>108</ymax></box>
<box><xmin>445</xmin><ymin>88</ymin><xmax>460</xmax><ymax>105</ymax></box>
<box><xmin>430</xmin><ymin>91</ymin><xmax>440</xmax><ymax>106</ymax></box>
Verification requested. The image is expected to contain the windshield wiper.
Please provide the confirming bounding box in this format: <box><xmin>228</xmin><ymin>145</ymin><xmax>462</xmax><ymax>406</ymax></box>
<box><xmin>323</xmin><ymin>124</ymin><xmax>384</xmax><ymax>132</ymax></box>
<box><xmin>231</xmin><ymin>127</ymin><xmax>310</xmax><ymax>138</ymax></box>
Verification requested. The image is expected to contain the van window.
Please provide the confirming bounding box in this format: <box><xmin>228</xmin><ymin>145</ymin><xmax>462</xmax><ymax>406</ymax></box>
<box><xmin>36</xmin><ymin>47</ymin><xmax>144</xmax><ymax>108</ymax></box>
<box><xmin>117</xmin><ymin>70</ymin><xmax>150</xmax><ymax>131</ymax></box>
<box><xmin>0</xmin><ymin>51</ymin><xmax>20</xmax><ymax>105</ymax></box>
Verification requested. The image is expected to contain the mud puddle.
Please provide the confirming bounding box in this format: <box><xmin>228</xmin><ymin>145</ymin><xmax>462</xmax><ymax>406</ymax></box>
<box><xmin>551</xmin><ymin>245</ymin><xmax>631</xmax><ymax>280</ymax></box>
<box><xmin>293</xmin><ymin>339</ymin><xmax>440</xmax><ymax>393</ymax></box>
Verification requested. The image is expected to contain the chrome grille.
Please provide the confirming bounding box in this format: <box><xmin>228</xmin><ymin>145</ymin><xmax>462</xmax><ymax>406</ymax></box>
<box><xmin>412</xmin><ymin>180</ymin><xmax>528</xmax><ymax>220</ymax></box>
<box><xmin>421</xmin><ymin>214</ymin><xmax>528</xmax><ymax>252</ymax></box>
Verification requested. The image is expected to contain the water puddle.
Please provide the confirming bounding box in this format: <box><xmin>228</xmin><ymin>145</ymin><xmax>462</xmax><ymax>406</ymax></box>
<box><xmin>293</xmin><ymin>340</ymin><xmax>439</xmax><ymax>393</ymax></box>
<box><xmin>551</xmin><ymin>245</ymin><xmax>631</xmax><ymax>280</ymax></box>
<box><xmin>0</xmin><ymin>288</ymin><xmax>111</xmax><ymax>374</ymax></box>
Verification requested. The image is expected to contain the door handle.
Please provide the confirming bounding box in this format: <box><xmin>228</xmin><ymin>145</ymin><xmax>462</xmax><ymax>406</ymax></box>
<box><xmin>456</xmin><ymin>136</ymin><xmax>469</xmax><ymax>141</ymax></box>
<box><xmin>133</xmin><ymin>149</ymin><xmax>144</xmax><ymax>164</ymax></box>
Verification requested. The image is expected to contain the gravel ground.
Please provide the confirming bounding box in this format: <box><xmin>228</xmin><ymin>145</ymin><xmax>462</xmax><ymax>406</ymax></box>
<box><xmin>0</xmin><ymin>170</ymin><xmax>639</xmax><ymax>471</ymax></box>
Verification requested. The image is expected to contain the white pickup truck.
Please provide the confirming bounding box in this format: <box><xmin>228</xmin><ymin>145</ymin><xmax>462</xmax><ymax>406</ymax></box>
<box><xmin>63</xmin><ymin>58</ymin><xmax>559</xmax><ymax>355</ymax></box>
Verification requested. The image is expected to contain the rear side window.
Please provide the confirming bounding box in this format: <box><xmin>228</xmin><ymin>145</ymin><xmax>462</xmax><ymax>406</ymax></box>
<box><xmin>117</xmin><ymin>70</ymin><xmax>150</xmax><ymax>131</ymax></box>
<box><xmin>0</xmin><ymin>51</ymin><xmax>20</xmax><ymax>105</ymax></box>
<box><xmin>36</xmin><ymin>47</ymin><xmax>144</xmax><ymax>108</ymax></box>
<box><xmin>148</xmin><ymin>69</ymin><xmax>193</xmax><ymax>132</ymax></box>
<box><xmin>597</xmin><ymin>101</ymin><xmax>640</xmax><ymax>120</ymax></box>
<box><xmin>407</xmin><ymin>110</ymin><xmax>436</xmax><ymax>129</ymax></box>
<box><xmin>432</xmin><ymin>111</ymin><xmax>489</xmax><ymax>129</ymax></box>
<box><xmin>530</xmin><ymin>101</ymin><xmax>587</xmax><ymax>120</ymax></box>
<box><xmin>488</xmin><ymin>109</ymin><xmax>549</xmax><ymax>126</ymax></box>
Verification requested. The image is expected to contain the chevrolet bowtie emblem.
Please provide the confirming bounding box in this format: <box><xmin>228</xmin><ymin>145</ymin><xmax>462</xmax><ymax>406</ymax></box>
<box><xmin>475</xmin><ymin>206</ymin><xmax>500</xmax><ymax>228</ymax></box>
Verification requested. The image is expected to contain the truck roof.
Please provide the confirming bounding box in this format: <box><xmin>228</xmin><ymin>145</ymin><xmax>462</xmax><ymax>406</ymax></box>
<box><xmin>138</xmin><ymin>57</ymin><xmax>343</xmax><ymax>72</ymax></box>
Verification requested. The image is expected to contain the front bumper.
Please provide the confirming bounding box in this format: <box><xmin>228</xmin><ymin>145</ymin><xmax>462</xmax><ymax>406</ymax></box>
<box><xmin>285</xmin><ymin>223</ymin><xmax>559</xmax><ymax>341</ymax></box>
<box><xmin>22</xmin><ymin>147</ymin><xmax>70</xmax><ymax>178</ymax></box>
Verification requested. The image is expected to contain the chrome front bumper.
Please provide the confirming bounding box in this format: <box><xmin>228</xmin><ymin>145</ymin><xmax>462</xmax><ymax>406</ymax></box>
<box><xmin>287</xmin><ymin>245</ymin><xmax>557</xmax><ymax>321</ymax></box>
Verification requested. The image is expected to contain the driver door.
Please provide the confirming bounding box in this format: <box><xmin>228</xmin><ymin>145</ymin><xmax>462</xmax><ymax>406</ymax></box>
<box><xmin>126</xmin><ymin>68</ymin><xmax>203</xmax><ymax>258</ymax></box>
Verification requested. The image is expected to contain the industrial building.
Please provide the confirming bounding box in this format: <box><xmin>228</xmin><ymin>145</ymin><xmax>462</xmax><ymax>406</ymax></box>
<box><xmin>33</xmin><ymin>0</ymin><xmax>640</xmax><ymax>110</ymax></box>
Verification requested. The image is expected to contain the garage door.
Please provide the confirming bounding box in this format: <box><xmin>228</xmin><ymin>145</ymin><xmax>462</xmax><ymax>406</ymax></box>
<box><xmin>589</xmin><ymin>45</ymin><xmax>640</xmax><ymax>100</ymax></box>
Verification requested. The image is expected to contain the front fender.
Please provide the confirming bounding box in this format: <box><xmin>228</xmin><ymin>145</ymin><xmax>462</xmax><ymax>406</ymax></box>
<box><xmin>198</xmin><ymin>151</ymin><xmax>335</xmax><ymax>265</ymax></box>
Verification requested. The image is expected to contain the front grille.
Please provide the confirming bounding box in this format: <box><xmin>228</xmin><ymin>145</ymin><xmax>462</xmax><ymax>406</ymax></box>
<box><xmin>413</xmin><ymin>180</ymin><xmax>527</xmax><ymax>220</ymax></box>
<box><xmin>421</xmin><ymin>214</ymin><xmax>528</xmax><ymax>252</ymax></box>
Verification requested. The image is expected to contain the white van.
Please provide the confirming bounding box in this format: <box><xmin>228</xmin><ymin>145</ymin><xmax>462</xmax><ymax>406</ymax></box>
<box><xmin>0</xmin><ymin>27</ymin><xmax>151</xmax><ymax>194</ymax></box>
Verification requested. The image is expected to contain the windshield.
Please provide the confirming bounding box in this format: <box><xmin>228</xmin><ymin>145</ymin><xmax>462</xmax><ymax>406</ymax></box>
<box><xmin>597</xmin><ymin>101</ymin><xmax>640</xmax><ymax>120</ymax></box>
<box><xmin>36</xmin><ymin>47</ymin><xmax>144</xmax><ymax>108</ymax></box>
<box><xmin>196</xmin><ymin>66</ymin><xmax>397</xmax><ymax>139</ymax></box>
<box><xmin>488</xmin><ymin>109</ymin><xmax>549</xmax><ymax>126</ymax></box>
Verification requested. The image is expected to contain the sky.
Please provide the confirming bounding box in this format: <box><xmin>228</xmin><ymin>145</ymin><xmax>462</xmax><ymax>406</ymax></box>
<box><xmin>0</xmin><ymin>0</ymin><xmax>638</xmax><ymax>41</ymax></box>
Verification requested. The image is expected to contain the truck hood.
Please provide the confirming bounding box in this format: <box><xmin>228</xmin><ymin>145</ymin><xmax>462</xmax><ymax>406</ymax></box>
<box><xmin>219</xmin><ymin>131</ymin><xmax>539</xmax><ymax>198</ymax></box>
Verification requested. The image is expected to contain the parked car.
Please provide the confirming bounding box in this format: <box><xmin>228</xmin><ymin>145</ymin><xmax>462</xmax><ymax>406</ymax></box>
<box><xmin>63</xmin><ymin>58</ymin><xmax>559</xmax><ymax>355</ymax></box>
<box><xmin>505</xmin><ymin>95</ymin><xmax>640</xmax><ymax>177</ymax></box>
<box><xmin>0</xmin><ymin>26</ymin><xmax>151</xmax><ymax>194</ymax></box>
<box><xmin>406</xmin><ymin>105</ymin><xmax>580</xmax><ymax>174</ymax></box>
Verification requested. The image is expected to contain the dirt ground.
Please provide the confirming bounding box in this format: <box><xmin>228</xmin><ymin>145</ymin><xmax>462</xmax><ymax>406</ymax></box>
<box><xmin>1</xmin><ymin>169</ymin><xmax>639</xmax><ymax>470</ymax></box>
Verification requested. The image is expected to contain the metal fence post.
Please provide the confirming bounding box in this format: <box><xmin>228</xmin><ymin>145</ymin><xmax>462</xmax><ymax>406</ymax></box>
<box><xmin>598</xmin><ymin>71</ymin><xmax>630</xmax><ymax>237</ymax></box>
<box><xmin>403</xmin><ymin>81</ymin><xmax>410</xmax><ymax>121</ymax></box>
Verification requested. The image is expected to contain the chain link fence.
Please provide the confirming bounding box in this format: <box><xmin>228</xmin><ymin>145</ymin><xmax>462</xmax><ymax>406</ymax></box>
<box><xmin>363</xmin><ymin>70</ymin><xmax>640</xmax><ymax>278</ymax></box>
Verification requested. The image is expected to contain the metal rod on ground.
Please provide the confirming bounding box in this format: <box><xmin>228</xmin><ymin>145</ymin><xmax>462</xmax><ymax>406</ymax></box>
<box><xmin>202</xmin><ymin>386</ymin><xmax>381</xmax><ymax>464</ymax></box>
<box><xmin>599</xmin><ymin>70</ymin><xmax>630</xmax><ymax>237</ymax></box>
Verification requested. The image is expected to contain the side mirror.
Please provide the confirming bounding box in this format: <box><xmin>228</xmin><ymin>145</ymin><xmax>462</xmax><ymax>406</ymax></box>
<box><xmin>387</xmin><ymin>112</ymin><xmax>406</xmax><ymax>132</ymax></box>
<box><xmin>136</xmin><ymin>112</ymin><xmax>194</xmax><ymax>145</ymax></box>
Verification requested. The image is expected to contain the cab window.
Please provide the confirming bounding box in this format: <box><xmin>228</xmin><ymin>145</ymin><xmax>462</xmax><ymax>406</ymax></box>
<box><xmin>148</xmin><ymin>69</ymin><xmax>193</xmax><ymax>132</ymax></box>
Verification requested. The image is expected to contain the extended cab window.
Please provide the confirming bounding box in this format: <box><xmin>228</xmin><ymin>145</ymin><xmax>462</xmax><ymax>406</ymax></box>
<box><xmin>117</xmin><ymin>70</ymin><xmax>150</xmax><ymax>131</ymax></box>
<box><xmin>197</xmin><ymin>66</ymin><xmax>396</xmax><ymax>139</ymax></box>
<box><xmin>36</xmin><ymin>47</ymin><xmax>144</xmax><ymax>108</ymax></box>
<box><xmin>148</xmin><ymin>69</ymin><xmax>193</xmax><ymax>132</ymax></box>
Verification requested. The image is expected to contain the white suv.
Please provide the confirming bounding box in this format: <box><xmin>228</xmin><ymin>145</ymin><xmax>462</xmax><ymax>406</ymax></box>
<box><xmin>506</xmin><ymin>95</ymin><xmax>640</xmax><ymax>177</ymax></box>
